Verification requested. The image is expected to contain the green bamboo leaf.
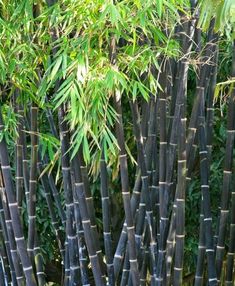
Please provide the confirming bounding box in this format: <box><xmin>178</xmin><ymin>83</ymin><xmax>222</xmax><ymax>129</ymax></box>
<box><xmin>83</xmin><ymin>135</ymin><xmax>90</xmax><ymax>163</ymax></box>
<box><xmin>62</xmin><ymin>53</ymin><xmax>67</xmax><ymax>79</ymax></box>
<box><xmin>156</xmin><ymin>0</ymin><xmax>163</xmax><ymax>18</ymax></box>
<box><xmin>49</xmin><ymin>55</ymin><xmax>62</xmax><ymax>82</ymax></box>
<box><xmin>132</xmin><ymin>81</ymin><xmax>138</xmax><ymax>100</ymax></box>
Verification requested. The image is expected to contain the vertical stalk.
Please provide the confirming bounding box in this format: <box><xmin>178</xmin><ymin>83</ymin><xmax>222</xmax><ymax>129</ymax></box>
<box><xmin>198</xmin><ymin>88</ymin><xmax>217</xmax><ymax>286</ymax></box>
<box><xmin>224</xmin><ymin>41</ymin><xmax>235</xmax><ymax>286</ymax></box>
<box><xmin>110</xmin><ymin>35</ymin><xmax>140</xmax><ymax>285</ymax></box>
<box><xmin>100</xmin><ymin>149</ymin><xmax>114</xmax><ymax>285</ymax></box>
<box><xmin>72</xmin><ymin>156</ymin><xmax>105</xmax><ymax>285</ymax></box>
<box><xmin>173</xmin><ymin>115</ymin><xmax>186</xmax><ymax>285</ymax></box>
<box><xmin>27</xmin><ymin>102</ymin><xmax>38</xmax><ymax>265</ymax></box>
<box><xmin>58</xmin><ymin>105</ymin><xmax>79</xmax><ymax>286</ymax></box>
<box><xmin>0</xmin><ymin>106</ymin><xmax>37</xmax><ymax>285</ymax></box>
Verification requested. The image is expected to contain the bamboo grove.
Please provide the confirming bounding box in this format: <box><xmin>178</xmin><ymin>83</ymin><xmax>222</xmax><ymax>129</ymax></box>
<box><xmin>0</xmin><ymin>0</ymin><xmax>235</xmax><ymax>285</ymax></box>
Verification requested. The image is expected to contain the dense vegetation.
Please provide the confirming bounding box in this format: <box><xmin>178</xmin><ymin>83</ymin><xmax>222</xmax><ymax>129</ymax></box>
<box><xmin>0</xmin><ymin>0</ymin><xmax>235</xmax><ymax>285</ymax></box>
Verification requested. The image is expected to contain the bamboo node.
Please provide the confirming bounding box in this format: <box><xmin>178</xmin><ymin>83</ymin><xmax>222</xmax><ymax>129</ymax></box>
<box><xmin>122</xmin><ymin>191</ymin><xmax>130</xmax><ymax>195</ymax></box>
<box><xmin>176</xmin><ymin>234</ymin><xmax>185</xmax><ymax>238</ymax></box>
<box><xmin>114</xmin><ymin>254</ymin><xmax>123</xmax><ymax>259</ymax></box>
<box><xmin>101</xmin><ymin>196</ymin><xmax>109</xmax><ymax>200</ymax></box>
<box><xmin>89</xmin><ymin>254</ymin><xmax>97</xmax><ymax>259</ymax></box>
<box><xmin>65</xmin><ymin>203</ymin><xmax>74</xmax><ymax>207</ymax></box>
<box><xmin>216</xmin><ymin>245</ymin><xmax>225</xmax><ymax>249</ymax></box>
<box><xmin>1</xmin><ymin>165</ymin><xmax>11</xmax><ymax>169</ymax></box>
<box><xmin>119</xmin><ymin>154</ymin><xmax>127</xmax><ymax>158</ymax></box>
<box><xmin>205</xmin><ymin>249</ymin><xmax>214</xmax><ymax>252</ymax></box>
<box><xmin>227</xmin><ymin>252</ymin><xmax>234</xmax><ymax>255</ymax></box>
<box><xmin>129</xmin><ymin>259</ymin><xmax>137</xmax><ymax>263</ymax></box>
<box><xmin>174</xmin><ymin>267</ymin><xmax>183</xmax><ymax>271</ymax></box>
<box><xmin>28</xmin><ymin>216</ymin><xmax>36</xmax><ymax>219</ymax></box>
<box><xmin>23</xmin><ymin>266</ymin><xmax>33</xmax><ymax>272</ymax></box>
<box><xmin>70</xmin><ymin>266</ymin><xmax>79</xmax><ymax>270</ymax></box>
<box><xmin>68</xmin><ymin>235</ymin><xmax>76</xmax><ymax>240</ymax></box>
<box><xmin>204</xmin><ymin>217</ymin><xmax>212</xmax><ymax>221</ymax></box>
<box><xmin>82</xmin><ymin>219</ymin><xmax>91</xmax><ymax>224</ymax></box>
<box><xmin>9</xmin><ymin>202</ymin><xmax>18</xmax><ymax>207</ymax></box>
<box><xmin>208</xmin><ymin>278</ymin><xmax>217</xmax><ymax>282</ymax></box>
<box><xmin>223</xmin><ymin>170</ymin><xmax>232</xmax><ymax>174</ymax></box>
<box><xmin>103</xmin><ymin>232</ymin><xmax>111</xmax><ymax>235</ymax></box>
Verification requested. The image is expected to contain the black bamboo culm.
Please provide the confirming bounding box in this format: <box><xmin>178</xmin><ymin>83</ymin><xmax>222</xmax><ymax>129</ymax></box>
<box><xmin>78</xmin><ymin>151</ymin><xmax>105</xmax><ymax>276</ymax></box>
<box><xmin>110</xmin><ymin>34</ymin><xmax>140</xmax><ymax>285</ymax></box>
<box><xmin>0</xmin><ymin>185</ymin><xmax>21</xmax><ymax>286</ymax></box>
<box><xmin>71</xmin><ymin>177</ymin><xmax>90</xmax><ymax>286</ymax></box>
<box><xmin>130</xmin><ymin>100</ymin><xmax>156</xmax><ymax>263</ymax></box>
<box><xmin>0</xmin><ymin>226</ymin><xmax>12</xmax><ymax>286</ymax></box>
<box><xmin>198</xmin><ymin>89</ymin><xmax>217</xmax><ymax>286</ymax></box>
<box><xmin>15</xmin><ymin>91</ymin><xmax>25</xmax><ymax>217</ymax></box>
<box><xmin>173</xmin><ymin>116</ymin><xmax>187</xmax><ymax>285</ymax></box>
<box><xmin>0</xmin><ymin>184</ymin><xmax>24</xmax><ymax>286</ymax></box>
<box><xmin>37</xmin><ymin>159</ymin><xmax>65</xmax><ymax>262</ymax></box>
<box><xmin>224</xmin><ymin>40</ymin><xmax>235</xmax><ymax>286</ymax></box>
<box><xmin>58</xmin><ymin>104</ymin><xmax>79</xmax><ymax>286</ymax></box>
<box><xmin>27</xmin><ymin>102</ymin><xmax>38</xmax><ymax>266</ymax></box>
<box><xmin>215</xmin><ymin>39</ymin><xmax>235</xmax><ymax>283</ymax></box>
<box><xmin>113</xmin><ymin>173</ymin><xmax>141</xmax><ymax>279</ymax></box>
<box><xmin>72</xmin><ymin>155</ymin><xmax>105</xmax><ymax>285</ymax></box>
<box><xmin>0</xmin><ymin>253</ymin><xmax>7</xmax><ymax>286</ymax></box>
<box><xmin>0</xmin><ymin>106</ymin><xmax>37</xmax><ymax>285</ymax></box>
<box><xmin>100</xmin><ymin>149</ymin><xmax>114</xmax><ymax>285</ymax></box>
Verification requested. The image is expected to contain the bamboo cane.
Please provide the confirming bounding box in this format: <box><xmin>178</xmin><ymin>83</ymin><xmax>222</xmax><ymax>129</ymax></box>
<box><xmin>100</xmin><ymin>149</ymin><xmax>114</xmax><ymax>285</ymax></box>
<box><xmin>0</xmin><ymin>106</ymin><xmax>37</xmax><ymax>285</ymax></box>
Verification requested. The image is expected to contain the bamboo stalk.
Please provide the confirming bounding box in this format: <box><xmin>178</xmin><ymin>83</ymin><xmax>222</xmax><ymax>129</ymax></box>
<box><xmin>215</xmin><ymin>55</ymin><xmax>235</xmax><ymax>284</ymax></box>
<box><xmin>0</xmin><ymin>231</ymin><xmax>12</xmax><ymax>286</ymax></box>
<box><xmin>0</xmin><ymin>106</ymin><xmax>37</xmax><ymax>285</ymax></box>
<box><xmin>0</xmin><ymin>186</ymin><xmax>24</xmax><ymax>286</ymax></box>
<box><xmin>100</xmin><ymin>149</ymin><xmax>114</xmax><ymax>285</ymax></box>
<box><xmin>198</xmin><ymin>88</ymin><xmax>217</xmax><ymax>286</ymax></box>
<box><xmin>78</xmin><ymin>152</ymin><xmax>105</xmax><ymax>275</ymax></box>
<box><xmin>27</xmin><ymin>102</ymin><xmax>38</xmax><ymax>266</ymax></box>
<box><xmin>173</xmin><ymin>117</ymin><xmax>187</xmax><ymax>286</ymax></box>
<box><xmin>15</xmin><ymin>93</ymin><xmax>25</xmax><ymax>217</ymax></box>
<box><xmin>0</xmin><ymin>198</ymin><xmax>18</xmax><ymax>286</ymax></box>
<box><xmin>37</xmin><ymin>159</ymin><xmax>65</xmax><ymax>262</ymax></box>
<box><xmin>224</xmin><ymin>41</ymin><xmax>235</xmax><ymax>286</ymax></box>
<box><xmin>110</xmin><ymin>34</ymin><xmax>140</xmax><ymax>285</ymax></box>
<box><xmin>58</xmin><ymin>105</ymin><xmax>79</xmax><ymax>285</ymax></box>
<box><xmin>72</xmin><ymin>156</ymin><xmax>105</xmax><ymax>285</ymax></box>
<box><xmin>194</xmin><ymin>200</ymin><xmax>206</xmax><ymax>286</ymax></box>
